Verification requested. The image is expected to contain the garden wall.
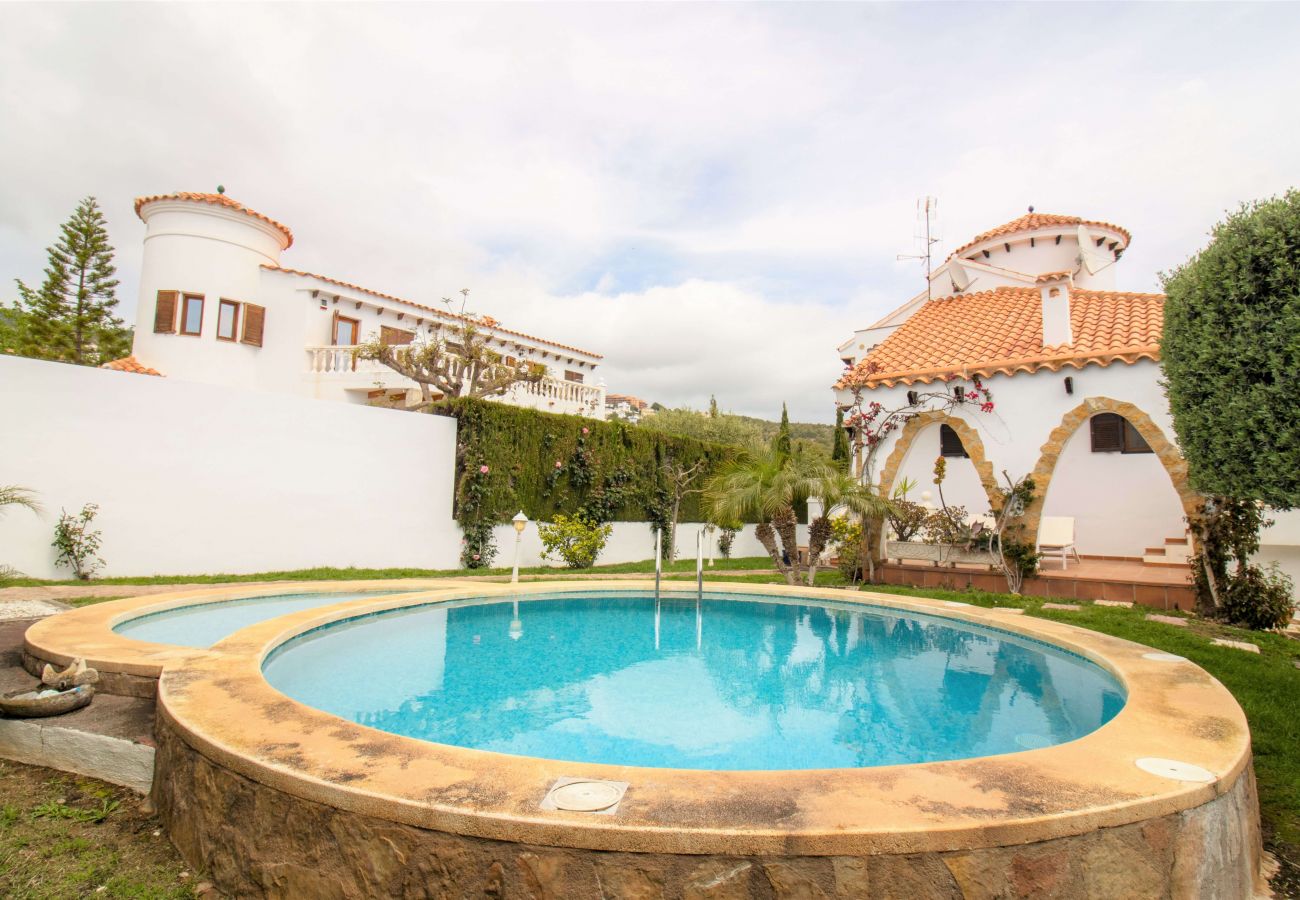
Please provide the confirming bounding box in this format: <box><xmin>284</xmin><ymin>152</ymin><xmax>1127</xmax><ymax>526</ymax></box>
<box><xmin>0</xmin><ymin>355</ymin><xmax>462</xmax><ymax>578</ymax></box>
<box><xmin>491</xmin><ymin>521</ymin><xmax>796</xmax><ymax>570</ymax></box>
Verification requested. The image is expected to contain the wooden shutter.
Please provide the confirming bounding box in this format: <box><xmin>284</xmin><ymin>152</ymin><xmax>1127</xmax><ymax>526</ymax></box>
<box><xmin>939</xmin><ymin>424</ymin><xmax>968</xmax><ymax>458</ymax></box>
<box><xmin>380</xmin><ymin>325</ymin><xmax>414</xmax><ymax>346</ymax></box>
<box><xmin>1090</xmin><ymin>413</ymin><xmax>1124</xmax><ymax>452</ymax></box>
<box><xmin>241</xmin><ymin>304</ymin><xmax>266</xmax><ymax>347</ymax></box>
<box><xmin>330</xmin><ymin>310</ymin><xmax>340</xmax><ymax>345</ymax></box>
<box><xmin>153</xmin><ymin>291</ymin><xmax>178</xmax><ymax>333</ymax></box>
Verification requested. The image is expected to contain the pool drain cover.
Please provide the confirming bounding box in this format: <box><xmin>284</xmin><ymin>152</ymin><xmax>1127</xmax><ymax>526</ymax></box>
<box><xmin>1135</xmin><ymin>757</ymin><xmax>1216</xmax><ymax>783</ymax></box>
<box><xmin>541</xmin><ymin>778</ymin><xmax>628</xmax><ymax>814</ymax></box>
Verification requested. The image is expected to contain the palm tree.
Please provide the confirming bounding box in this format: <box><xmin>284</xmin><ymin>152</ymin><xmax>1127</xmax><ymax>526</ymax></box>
<box><xmin>0</xmin><ymin>485</ymin><xmax>40</xmax><ymax>581</ymax></box>
<box><xmin>704</xmin><ymin>446</ymin><xmax>833</xmax><ymax>585</ymax></box>
<box><xmin>805</xmin><ymin>470</ymin><xmax>890</xmax><ymax>586</ymax></box>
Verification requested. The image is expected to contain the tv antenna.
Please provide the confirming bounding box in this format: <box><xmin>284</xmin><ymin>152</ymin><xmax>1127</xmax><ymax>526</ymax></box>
<box><xmin>897</xmin><ymin>196</ymin><xmax>941</xmax><ymax>301</ymax></box>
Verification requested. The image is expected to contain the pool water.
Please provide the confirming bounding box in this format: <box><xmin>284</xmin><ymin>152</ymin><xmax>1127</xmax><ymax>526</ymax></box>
<box><xmin>262</xmin><ymin>592</ymin><xmax>1126</xmax><ymax>770</ymax></box>
<box><xmin>113</xmin><ymin>592</ymin><xmax>403</xmax><ymax>648</ymax></box>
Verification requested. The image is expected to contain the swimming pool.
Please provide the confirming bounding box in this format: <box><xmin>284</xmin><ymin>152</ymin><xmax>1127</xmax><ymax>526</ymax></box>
<box><xmin>112</xmin><ymin>591</ymin><xmax>404</xmax><ymax>648</ymax></box>
<box><xmin>262</xmin><ymin>590</ymin><xmax>1125</xmax><ymax>769</ymax></box>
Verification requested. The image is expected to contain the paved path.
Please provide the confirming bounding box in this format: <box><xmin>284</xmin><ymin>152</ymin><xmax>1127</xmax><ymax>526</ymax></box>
<box><xmin>0</xmin><ymin>570</ymin><xmax>780</xmax><ymax>604</ymax></box>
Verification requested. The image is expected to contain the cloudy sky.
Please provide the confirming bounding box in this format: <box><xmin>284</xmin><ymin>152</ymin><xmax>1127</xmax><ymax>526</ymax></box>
<box><xmin>2</xmin><ymin>3</ymin><xmax>1297</xmax><ymax>421</ymax></box>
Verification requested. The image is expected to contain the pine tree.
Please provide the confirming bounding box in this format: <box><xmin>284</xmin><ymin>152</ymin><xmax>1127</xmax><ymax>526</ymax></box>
<box><xmin>709</xmin><ymin>394</ymin><xmax>719</xmax><ymax>418</ymax></box>
<box><xmin>16</xmin><ymin>196</ymin><xmax>130</xmax><ymax>366</ymax></box>
<box><xmin>831</xmin><ymin>408</ymin><xmax>851</xmax><ymax>472</ymax></box>
<box><xmin>774</xmin><ymin>403</ymin><xmax>792</xmax><ymax>457</ymax></box>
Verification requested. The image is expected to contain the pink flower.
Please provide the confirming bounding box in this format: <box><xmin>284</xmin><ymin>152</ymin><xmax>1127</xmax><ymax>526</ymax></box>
<box><xmin>980</xmin><ymin>402</ymin><xmax>995</xmax><ymax>413</ymax></box>
<box><xmin>472</xmin><ymin>554</ymin><xmax>480</xmax><ymax>561</ymax></box>
<box><xmin>555</xmin><ymin>460</ymin><xmax>563</xmax><ymax>468</ymax></box>
<box><xmin>581</xmin><ymin>427</ymin><xmax>589</xmax><ymax>435</ymax></box>
<box><xmin>479</xmin><ymin>465</ymin><xmax>490</xmax><ymax>474</ymax></box>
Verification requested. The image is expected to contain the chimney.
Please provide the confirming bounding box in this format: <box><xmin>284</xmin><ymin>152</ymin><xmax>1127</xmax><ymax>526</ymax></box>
<box><xmin>1039</xmin><ymin>278</ymin><xmax>1073</xmax><ymax>347</ymax></box>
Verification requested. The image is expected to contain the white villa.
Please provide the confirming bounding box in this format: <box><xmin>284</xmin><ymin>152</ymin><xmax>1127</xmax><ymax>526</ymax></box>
<box><xmin>110</xmin><ymin>191</ymin><xmax>607</xmax><ymax>418</ymax></box>
<box><xmin>835</xmin><ymin>211</ymin><xmax>1197</xmax><ymax>568</ymax></box>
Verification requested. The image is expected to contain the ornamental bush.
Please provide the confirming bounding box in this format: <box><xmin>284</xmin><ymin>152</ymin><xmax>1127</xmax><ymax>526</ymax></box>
<box><xmin>52</xmin><ymin>503</ymin><xmax>103</xmax><ymax>581</ymax></box>
<box><xmin>537</xmin><ymin>514</ymin><xmax>613</xmax><ymax>569</ymax></box>
<box><xmin>1161</xmin><ymin>191</ymin><xmax>1300</xmax><ymax>507</ymax></box>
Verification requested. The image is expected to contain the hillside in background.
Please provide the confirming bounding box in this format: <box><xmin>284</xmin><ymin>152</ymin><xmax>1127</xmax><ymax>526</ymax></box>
<box><xmin>636</xmin><ymin>404</ymin><xmax>836</xmax><ymax>454</ymax></box>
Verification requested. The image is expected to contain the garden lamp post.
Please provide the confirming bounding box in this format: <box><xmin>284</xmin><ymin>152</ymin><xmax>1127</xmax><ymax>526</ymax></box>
<box><xmin>511</xmin><ymin>511</ymin><xmax>528</xmax><ymax>585</ymax></box>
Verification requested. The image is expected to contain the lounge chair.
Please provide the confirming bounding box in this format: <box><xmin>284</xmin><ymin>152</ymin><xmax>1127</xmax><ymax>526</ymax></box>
<box><xmin>1038</xmin><ymin>516</ymin><xmax>1082</xmax><ymax>569</ymax></box>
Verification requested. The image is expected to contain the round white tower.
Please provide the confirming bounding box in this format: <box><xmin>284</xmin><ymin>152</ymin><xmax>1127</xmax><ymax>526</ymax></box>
<box><xmin>945</xmin><ymin>210</ymin><xmax>1131</xmax><ymax>291</ymax></box>
<box><xmin>130</xmin><ymin>191</ymin><xmax>293</xmax><ymax>387</ymax></box>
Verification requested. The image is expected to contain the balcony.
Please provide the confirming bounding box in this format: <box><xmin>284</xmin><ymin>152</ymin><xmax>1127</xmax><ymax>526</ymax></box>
<box><xmin>305</xmin><ymin>346</ymin><xmax>605</xmax><ymax>418</ymax></box>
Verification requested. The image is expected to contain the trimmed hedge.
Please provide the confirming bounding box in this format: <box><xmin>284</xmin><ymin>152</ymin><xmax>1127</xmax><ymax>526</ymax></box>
<box><xmin>435</xmin><ymin>398</ymin><xmax>737</xmax><ymax>526</ymax></box>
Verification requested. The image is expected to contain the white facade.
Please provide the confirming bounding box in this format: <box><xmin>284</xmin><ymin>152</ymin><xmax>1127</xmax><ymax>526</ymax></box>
<box><xmin>129</xmin><ymin>193</ymin><xmax>606</xmax><ymax>418</ymax></box>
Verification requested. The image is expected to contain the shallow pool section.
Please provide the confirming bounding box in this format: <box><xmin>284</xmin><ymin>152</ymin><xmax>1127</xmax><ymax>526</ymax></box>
<box><xmin>263</xmin><ymin>591</ymin><xmax>1126</xmax><ymax>770</ymax></box>
<box><xmin>113</xmin><ymin>592</ymin><xmax>402</xmax><ymax>648</ymax></box>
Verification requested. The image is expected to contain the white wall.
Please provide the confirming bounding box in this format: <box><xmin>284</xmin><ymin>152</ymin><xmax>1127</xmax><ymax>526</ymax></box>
<box><xmin>0</xmin><ymin>356</ymin><xmax>461</xmax><ymax>578</ymax></box>
<box><xmin>492</xmin><ymin>522</ymin><xmax>809</xmax><ymax>569</ymax></box>
<box><xmin>889</xmin><ymin>423</ymin><xmax>990</xmax><ymax>521</ymax></box>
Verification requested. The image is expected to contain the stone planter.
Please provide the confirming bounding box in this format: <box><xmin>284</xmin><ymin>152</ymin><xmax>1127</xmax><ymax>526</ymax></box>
<box><xmin>886</xmin><ymin>540</ymin><xmax>999</xmax><ymax>568</ymax></box>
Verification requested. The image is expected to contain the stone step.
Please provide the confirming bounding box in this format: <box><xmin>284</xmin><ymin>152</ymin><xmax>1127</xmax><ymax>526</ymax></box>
<box><xmin>0</xmin><ymin>665</ymin><xmax>155</xmax><ymax>793</ymax></box>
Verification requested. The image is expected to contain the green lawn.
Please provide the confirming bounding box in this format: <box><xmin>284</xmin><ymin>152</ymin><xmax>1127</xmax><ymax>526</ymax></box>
<box><xmin>0</xmin><ymin>556</ymin><xmax>775</xmax><ymax>588</ymax></box>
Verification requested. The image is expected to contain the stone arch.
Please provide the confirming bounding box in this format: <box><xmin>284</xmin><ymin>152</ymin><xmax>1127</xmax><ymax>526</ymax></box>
<box><xmin>1023</xmin><ymin>397</ymin><xmax>1200</xmax><ymax>545</ymax></box>
<box><xmin>877</xmin><ymin>411</ymin><xmax>1001</xmax><ymax>511</ymax></box>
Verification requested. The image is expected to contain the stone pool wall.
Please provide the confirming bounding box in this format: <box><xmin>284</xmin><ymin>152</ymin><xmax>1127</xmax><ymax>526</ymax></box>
<box><xmin>151</xmin><ymin>714</ymin><xmax>1265</xmax><ymax>900</ymax></box>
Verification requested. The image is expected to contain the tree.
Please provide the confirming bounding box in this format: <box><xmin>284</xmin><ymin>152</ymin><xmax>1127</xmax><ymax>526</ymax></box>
<box><xmin>1161</xmin><ymin>191</ymin><xmax>1300</xmax><ymax>509</ymax></box>
<box><xmin>708</xmin><ymin>394</ymin><xmax>719</xmax><ymax>418</ymax></box>
<box><xmin>775</xmin><ymin>403</ymin><xmax>792</xmax><ymax>457</ymax></box>
<box><xmin>660</xmin><ymin>456</ymin><xmax>707</xmax><ymax>562</ymax></box>
<box><xmin>354</xmin><ymin>289</ymin><xmax>544</xmax><ymax>411</ymax></box>
<box><xmin>804</xmin><ymin>470</ymin><xmax>889</xmax><ymax>586</ymax></box>
<box><xmin>16</xmin><ymin>196</ymin><xmax>130</xmax><ymax>366</ymax></box>
<box><xmin>831</xmin><ymin>408</ymin><xmax>850</xmax><ymax>472</ymax></box>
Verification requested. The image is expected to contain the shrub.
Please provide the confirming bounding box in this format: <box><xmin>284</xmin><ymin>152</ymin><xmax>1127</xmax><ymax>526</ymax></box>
<box><xmin>459</xmin><ymin>520</ymin><xmax>498</xmax><ymax>569</ymax></box>
<box><xmin>1219</xmin><ymin>562</ymin><xmax>1296</xmax><ymax>631</ymax></box>
<box><xmin>52</xmin><ymin>503</ymin><xmax>103</xmax><ymax>580</ymax></box>
<box><xmin>712</xmin><ymin>518</ymin><xmax>743</xmax><ymax>559</ymax></box>
<box><xmin>829</xmin><ymin>517</ymin><xmax>865</xmax><ymax>582</ymax></box>
<box><xmin>537</xmin><ymin>514</ymin><xmax>613</xmax><ymax>569</ymax></box>
<box><xmin>885</xmin><ymin>498</ymin><xmax>927</xmax><ymax>542</ymax></box>
<box><xmin>921</xmin><ymin>505</ymin><xmax>969</xmax><ymax>545</ymax></box>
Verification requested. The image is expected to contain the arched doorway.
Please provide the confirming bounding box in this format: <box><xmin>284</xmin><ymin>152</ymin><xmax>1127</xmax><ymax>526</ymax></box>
<box><xmin>1026</xmin><ymin>398</ymin><xmax>1200</xmax><ymax>556</ymax></box>
<box><xmin>878</xmin><ymin>412</ymin><xmax>1000</xmax><ymax>516</ymax></box>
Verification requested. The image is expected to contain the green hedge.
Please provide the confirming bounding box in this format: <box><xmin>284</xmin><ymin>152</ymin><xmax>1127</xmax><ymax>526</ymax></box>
<box><xmin>435</xmin><ymin>398</ymin><xmax>737</xmax><ymax>526</ymax></box>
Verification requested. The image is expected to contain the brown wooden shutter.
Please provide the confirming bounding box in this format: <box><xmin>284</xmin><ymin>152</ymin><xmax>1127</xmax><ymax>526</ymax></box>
<box><xmin>241</xmin><ymin>304</ymin><xmax>266</xmax><ymax>347</ymax></box>
<box><xmin>153</xmin><ymin>291</ymin><xmax>178</xmax><ymax>333</ymax></box>
<box><xmin>939</xmin><ymin>424</ymin><xmax>968</xmax><ymax>458</ymax></box>
<box><xmin>330</xmin><ymin>310</ymin><xmax>340</xmax><ymax>345</ymax></box>
<box><xmin>380</xmin><ymin>325</ymin><xmax>414</xmax><ymax>346</ymax></box>
<box><xmin>1090</xmin><ymin>413</ymin><xmax>1124</xmax><ymax>452</ymax></box>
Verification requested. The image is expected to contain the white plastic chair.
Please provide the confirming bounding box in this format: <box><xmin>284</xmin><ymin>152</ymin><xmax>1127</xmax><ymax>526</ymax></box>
<box><xmin>1038</xmin><ymin>516</ymin><xmax>1082</xmax><ymax>569</ymax></box>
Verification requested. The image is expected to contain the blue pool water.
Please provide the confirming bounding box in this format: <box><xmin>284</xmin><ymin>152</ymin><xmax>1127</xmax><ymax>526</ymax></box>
<box><xmin>113</xmin><ymin>592</ymin><xmax>402</xmax><ymax>648</ymax></box>
<box><xmin>262</xmin><ymin>591</ymin><xmax>1126</xmax><ymax>770</ymax></box>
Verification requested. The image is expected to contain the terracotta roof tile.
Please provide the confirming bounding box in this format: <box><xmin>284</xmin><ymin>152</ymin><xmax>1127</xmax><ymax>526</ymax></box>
<box><xmin>101</xmin><ymin>355</ymin><xmax>163</xmax><ymax>376</ymax></box>
<box><xmin>134</xmin><ymin>193</ymin><xmax>294</xmax><ymax>248</ymax></box>
<box><xmin>950</xmin><ymin>213</ymin><xmax>1131</xmax><ymax>259</ymax></box>
<box><xmin>835</xmin><ymin>287</ymin><xmax>1164</xmax><ymax>389</ymax></box>
<box><xmin>262</xmin><ymin>266</ymin><xmax>603</xmax><ymax>360</ymax></box>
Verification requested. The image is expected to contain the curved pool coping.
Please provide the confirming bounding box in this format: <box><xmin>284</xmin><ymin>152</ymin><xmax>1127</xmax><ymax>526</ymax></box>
<box><xmin>24</xmin><ymin>579</ymin><xmax>1254</xmax><ymax>857</ymax></box>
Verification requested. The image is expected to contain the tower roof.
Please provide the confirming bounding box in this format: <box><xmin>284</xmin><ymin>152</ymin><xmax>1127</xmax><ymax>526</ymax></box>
<box><xmin>134</xmin><ymin>192</ymin><xmax>294</xmax><ymax>248</ymax></box>
<box><xmin>949</xmin><ymin>212</ymin><xmax>1130</xmax><ymax>259</ymax></box>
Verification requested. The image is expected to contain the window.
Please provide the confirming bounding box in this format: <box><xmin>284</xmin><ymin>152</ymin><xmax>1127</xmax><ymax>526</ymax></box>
<box><xmin>153</xmin><ymin>290</ymin><xmax>178</xmax><ymax>333</ymax></box>
<box><xmin>216</xmin><ymin>300</ymin><xmax>240</xmax><ymax>342</ymax></box>
<box><xmin>565</xmin><ymin>370</ymin><xmax>585</xmax><ymax>384</ymax></box>
<box><xmin>380</xmin><ymin>326</ymin><xmax>414</xmax><ymax>346</ymax></box>
<box><xmin>179</xmin><ymin>294</ymin><xmax>204</xmax><ymax>336</ymax></box>
<box><xmin>906</xmin><ymin>390</ymin><xmax>919</xmax><ymax>406</ymax></box>
<box><xmin>241</xmin><ymin>304</ymin><xmax>266</xmax><ymax>347</ymax></box>
<box><xmin>939</xmin><ymin>424</ymin><xmax>968</xmax><ymax>458</ymax></box>
<box><xmin>1090</xmin><ymin>413</ymin><xmax>1153</xmax><ymax>454</ymax></box>
<box><xmin>332</xmin><ymin>313</ymin><xmax>360</xmax><ymax>346</ymax></box>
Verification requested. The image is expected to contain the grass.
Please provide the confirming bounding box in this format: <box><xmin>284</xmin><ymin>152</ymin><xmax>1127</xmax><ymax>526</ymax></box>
<box><xmin>0</xmin><ymin>556</ymin><xmax>777</xmax><ymax>588</ymax></box>
<box><xmin>0</xmin><ymin>762</ymin><xmax>197</xmax><ymax>899</ymax></box>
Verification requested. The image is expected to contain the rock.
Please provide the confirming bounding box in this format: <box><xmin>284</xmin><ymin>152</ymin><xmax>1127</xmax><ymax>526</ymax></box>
<box><xmin>1146</xmin><ymin>614</ymin><xmax>1189</xmax><ymax>627</ymax></box>
<box><xmin>1094</xmin><ymin>599</ymin><xmax>1133</xmax><ymax>608</ymax></box>
<box><xmin>1211</xmin><ymin>639</ymin><xmax>1260</xmax><ymax>654</ymax></box>
<box><xmin>1042</xmin><ymin>603</ymin><xmax>1081</xmax><ymax>611</ymax></box>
